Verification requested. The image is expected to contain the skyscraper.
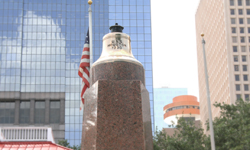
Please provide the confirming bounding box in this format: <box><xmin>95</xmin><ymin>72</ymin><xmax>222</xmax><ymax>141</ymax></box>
<box><xmin>196</xmin><ymin>0</ymin><xmax>250</xmax><ymax>130</ymax></box>
<box><xmin>154</xmin><ymin>88</ymin><xmax>187</xmax><ymax>131</ymax></box>
<box><xmin>0</xmin><ymin>0</ymin><xmax>153</xmax><ymax>146</ymax></box>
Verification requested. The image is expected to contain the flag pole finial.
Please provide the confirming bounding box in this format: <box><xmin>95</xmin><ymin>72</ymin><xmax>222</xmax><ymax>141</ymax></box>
<box><xmin>88</xmin><ymin>0</ymin><xmax>92</xmax><ymax>5</ymax></box>
<box><xmin>201</xmin><ymin>33</ymin><xmax>204</xmax><ymax>37</ymax></box>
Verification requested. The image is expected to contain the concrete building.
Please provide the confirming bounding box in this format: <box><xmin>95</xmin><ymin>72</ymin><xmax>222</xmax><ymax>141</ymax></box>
<box><xmin>0</xmin><ymin>0</ymin><xmax>153</xmax><ymax>146</ymax></box>
<box><xmin>162</xmin><ymin>95</ymin><xmax>200</xmax><ymax>137</ymax></box>
<box><xmin>163</xmin><ymin>95</ymin><xmax>200</xmax><ymax>126</ymax></box>
<box><xmin>195</xmin><ymin>0</ymin><xmax>250</xmax><ymax>129</ymax></box>
<box><xmin>154</xmin><ymin>88</ymin><xmax>187</xmax><ymax>131</ymax></box>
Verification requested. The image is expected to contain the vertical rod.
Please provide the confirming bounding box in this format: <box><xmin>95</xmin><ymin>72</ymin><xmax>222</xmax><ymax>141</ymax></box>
<box><xmin>201</xmin><ymin>34</ymin><xmax>216</xmax><ymax>150</ymax></box>
<box><xmin>88</xmin><ymin>1</ymin><xmax>93</xmax><ymax>66</ymax></box>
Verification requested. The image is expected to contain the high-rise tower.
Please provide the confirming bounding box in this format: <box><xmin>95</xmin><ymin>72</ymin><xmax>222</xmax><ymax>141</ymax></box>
<box><xmin>196</xmin><ymin>0</ymin><xmax>250</xmax><ymax>130</ymax></box>
<box><xmin>0</xmin><ymin>0</ymin><xmax>153</xmax><ymax>146</ymax></box>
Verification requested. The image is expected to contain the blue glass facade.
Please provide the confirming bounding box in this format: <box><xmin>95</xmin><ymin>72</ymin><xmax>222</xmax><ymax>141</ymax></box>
<box><xmin>0</xmin><ymin>0</ymin><xmax>153</xmax><ymax>146</ymax></box>
<box><xmin>154</xmin><ymin>88</ymin><xmax>187</xmax><ymax>131</ymax></box>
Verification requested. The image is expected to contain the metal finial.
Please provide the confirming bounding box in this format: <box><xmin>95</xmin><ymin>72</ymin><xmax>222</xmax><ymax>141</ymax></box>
<box><xmin>201</xmin><ymin>33</ymin><xmax>205</xmax><ymax>37</ymax></box>
<box><xmin>88</xmin><ymin>0</ymin><xmax>92</xmax><ymax>5</ymax></box>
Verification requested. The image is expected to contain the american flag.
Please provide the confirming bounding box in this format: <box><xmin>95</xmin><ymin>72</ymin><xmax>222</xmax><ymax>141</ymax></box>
<box><xmin>78</xmin><ymin>30</ymin><xmax>90</xmax><ymax>110</ymax></box>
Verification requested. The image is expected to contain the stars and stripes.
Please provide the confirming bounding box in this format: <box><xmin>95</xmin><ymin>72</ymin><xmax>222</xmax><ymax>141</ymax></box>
<box><xmin>78</xmin><ymin>30</ymin><xmax>90</xmax><ymax>110</ymax></box>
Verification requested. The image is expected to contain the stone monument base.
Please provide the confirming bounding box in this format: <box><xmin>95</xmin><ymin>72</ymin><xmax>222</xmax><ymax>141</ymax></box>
<box><xmin>81</xmin><ymin>80</ymin><xmax>153</xmax><ymax>150</ymax></box>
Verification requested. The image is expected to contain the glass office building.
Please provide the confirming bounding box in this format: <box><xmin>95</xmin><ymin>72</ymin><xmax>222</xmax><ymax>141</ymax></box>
<box><xmin>154</xmin><ymin>88</ymin><xmax>187</xmax><ymax>131</ymax></box>
<box><xmin>0</xmin><ymin>0</ymin><xmax>153</xmax><ymax>146</ymax></box>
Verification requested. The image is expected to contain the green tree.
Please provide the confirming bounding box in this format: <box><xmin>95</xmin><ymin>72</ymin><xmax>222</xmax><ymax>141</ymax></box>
<box><xmin>153</xmin><ymin>118</ymin><xmax>209</xmax><ymax>150</ymax></box>
<box><xmin>207</xmin><ymin>99</ymin><xmax>250</xmax><ymax>150</ymax></box>
<box><xmin>58</xmin><ymin>139</ymin><xmax>81</xmax><ymax>150</ymax></box>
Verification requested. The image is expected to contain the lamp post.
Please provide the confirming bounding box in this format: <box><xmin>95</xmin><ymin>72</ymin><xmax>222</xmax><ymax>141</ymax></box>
<box><xmin>201</xmin><ymin>33</ymin><xmax>216</xmax><ymax>150</ymax></box>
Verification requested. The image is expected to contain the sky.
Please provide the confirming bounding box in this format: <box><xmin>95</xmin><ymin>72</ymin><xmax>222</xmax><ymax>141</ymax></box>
<box><xmin>151</xmin><ymin>0</ymin><xmax>201</xmax><ymax>99</ymax></box>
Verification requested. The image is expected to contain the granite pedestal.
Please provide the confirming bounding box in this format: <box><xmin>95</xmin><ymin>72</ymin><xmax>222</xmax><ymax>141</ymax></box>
<box><xmin>81</xmin><ymin>79</ymin><xmax>153</xmax><ymax>150</ymax></box>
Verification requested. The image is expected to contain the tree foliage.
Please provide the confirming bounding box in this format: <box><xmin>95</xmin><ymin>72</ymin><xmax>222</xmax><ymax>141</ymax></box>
<box><xmin>153</xmin><ymin>118</ymin><xmax>209</xmax><ymax>150</ymax></box>
<box><xmin>154</xmin><ymin>99</ymin><xmax>250</xmax><ymax>150</ymax></box>
<box><xmin>58</xmin><ymin>139</ymin><xmax>81</xmax><ymax>150</ymax></box>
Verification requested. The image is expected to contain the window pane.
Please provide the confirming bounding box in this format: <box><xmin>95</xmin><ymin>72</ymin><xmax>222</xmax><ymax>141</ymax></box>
<box><xmin>239</xmin><ymin>9</ymin><xmax>243</xmax><ymax>15</ymax></box>
<box><xmin>50</xmin><ymin>101</ymin><xmax>60</xmax><ymax>123</ymax></box>
<box><xmin>244</xmin><ymin>75</ymin><xmax>248</xmax><ymax>81</ymax></box>
<box><xmin>247</xmin><ymin>9</ymin><xmax>250</xmax><ymax>15</ymax></box>
<box><xmin>243</xmin><ymin>65</ymin><xmax>247</xmax><ymax>71</ymax></box>
<box><xmin>234</xmin><ymin>55</ymin><xmax>238</xmax><ymax>62</ymax></box>
<box><xmin>20</xmin><ymin>101</ymin><xmax>30</xmax><ymax>124</ymax></box>
<box><xmin>231</xmin><ymin>9</ymin><xmax>235</xmax><ymax>15</ymax></box>
<box><xmin>247</xmin><ymin>0</ymin><xmax>250</xmax><ymax>5</ymax></box>
<box><xmin>234</xmin><ymin>65</ymin><xmax>239</xmax><ymax>71</ymax></box>
<box><xmin>239</xmin><ymin>18</ymin><xmax>244</xmax><ymax>24</ymax></box>
<box><xmin>240</xmin><ymin>27</ymin><xmax>244</xmax><ymax>33</ymax></box>
<box><xmin>238</xmin><ymin>0</ymin><xmax>242</xmax><ymax>5</ymax></box>
<box><xmin>35</xmin><ymin>101</ymin><xmax>45</xmax><ymax>124</ymax></box>
<box><xmin>240</xmin><ymin>37</ymin><xmax>245</xmax><ymax>43</ymax></box>
<box><xmin>236</xmin><ymin>84</ymin><xmax>241</xmax><ymax>91</ymax></box>
<box><xmin>244</xmin><ymin>84</ymin><xmax>249</xmax><ymax>91</ymax></box>
<box><xmin>235</xmin><ymin>75</ymin><xmax>240</xmax><ymax>81</ymax></box>
<box><xmin>237</xmin><ymin>94</ymin><xmax>241</xmax><ymax>100</ymax></box>
<box><xmin>232</xmin><ymin>37</ymin><xmax>237</xmax><ymax>43</ymax></box>
<box><xmin>230</xmin><ymin>0</ymin><xmax>234</xmax><ymax>5</ymax></box>
<box><xmin>0</xmin><ymin>102</ymin><xmax>15</xmax><ymax>124</ymax></box>
<box><xmin>242</xmin><ymin>55</ymin><xmax>247</xmax><ymax>62</ymax></box>
<box><xmin>245</xmin><ymin>94</ymin><xmax>249</xmax><ymax>101</ymax></box>
<box><xmin>241</xmin><ymin>46</ymin><xmax>246</xmax><ymax>52</ymax></box>
<box><xmin>233</xmin><ymin>46</ymin><xmax>237</xmax><ymax>52</ymax></box>
<box><xmin>232</xmin><ymin>27</ymin><xmax>236</xmax><ymax>33</ymax></box>
<box><xmin>231</xmin><ymin>18</ymin><xmax>236</xmax><ymax>24</ymax></box>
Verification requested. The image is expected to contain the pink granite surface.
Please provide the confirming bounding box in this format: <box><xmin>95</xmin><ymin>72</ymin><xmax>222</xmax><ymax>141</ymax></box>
<box><xmin>81</xmin><ymin>80</ymin><xmax>153</xmax><ymax>150</ymax></box>
<box><xmin>91</xmin><ymin>61</ymin><xmax>145</xmax><ymax>85</ymax></box>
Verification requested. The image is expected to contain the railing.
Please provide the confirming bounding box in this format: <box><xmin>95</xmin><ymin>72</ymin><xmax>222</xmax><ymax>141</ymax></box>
<box><xmin>0</xmin><ymin>127</ymin><xmax>55</xmax><ymax>143</ymax></box>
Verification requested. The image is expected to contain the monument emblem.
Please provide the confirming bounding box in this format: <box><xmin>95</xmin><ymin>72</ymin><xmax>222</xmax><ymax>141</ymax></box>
<box><xmin>107</xmin><ymin>34</ymin><xmax>127</xmax><ymax>49</ymax></box>
<box><xmin>81</xmin><ymin>23</ymin><xmax>153</xmax><ymax>150</ymax></box>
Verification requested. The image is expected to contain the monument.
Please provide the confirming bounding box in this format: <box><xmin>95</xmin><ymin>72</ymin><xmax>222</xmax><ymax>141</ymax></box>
<box><xmin>81</xmin><ymin>23</ymin><xmax>153</xmax><ymax>150</ymax></box>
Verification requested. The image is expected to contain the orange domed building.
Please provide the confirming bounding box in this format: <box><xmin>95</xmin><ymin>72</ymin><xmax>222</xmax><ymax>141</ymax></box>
<box><xmin>163</xmin><ymin>95</ymin><xmax>200</xmax><ymax>125</ymax></box>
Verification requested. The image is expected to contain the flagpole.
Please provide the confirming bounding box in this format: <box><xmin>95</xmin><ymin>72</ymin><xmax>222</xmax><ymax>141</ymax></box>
<box><xmin>201</xmin><ymin>33</ymin><xmax>216</xmax><ymax>150</ymax></box>
<box><xmin>88</xmin><ymin>0</ymin><xmax>93</xmax><ymax>66</ymax></box>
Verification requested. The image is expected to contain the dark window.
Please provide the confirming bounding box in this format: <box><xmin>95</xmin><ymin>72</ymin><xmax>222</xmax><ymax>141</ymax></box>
<box><xmin>247</xmin><ymin>0</ymin><xmax>250</xmax><ymax>5</ymax></box>
<box><xmin>237</xmin><ymin>94</ymin><xmax>241</xmax><ymax>100</ymax></box>
<box><xmin>35</xmin><ymin>101</ymin><xmax>45</xmax><ymax>124</ymax></box>
<box><xmin>235</xmin><ymin>75</ymin><xmax>240</xmax><ymax>81</ymax></box>
<box><xmin>248</xmin><ymin>27</ymin><xmax>250</xmax><ymax>33</ymax></box>
<box><xmin>234</xmin><ymin>65</ymin><xmax>239</xmax><ymax>71</ymax></box>
<box><xmin>241</xmin><ymin>37</ymin><xmax>245</xmax><ymax>43</ymax></box>
<box><xmin>236</xmin><ymin>84</ymin><xmax>241</xmax><ymax>91</ymax></box>
<box><xmin>232</xmin><ymin>27</ymin><xmax>236</xmax><ymax>33</ymax></box>
<box><xmin>245</xmin><ymin>94</ymin><xmax>249</xmax><ymax>101</ymax></box>
<box><xmin>247</xmin><ymin>9</ymin><xmax>250</xmax><ymax>15</ymax></box>
<box><xmin>239</xmin><ymin>18</ymin><xmax>244</xmax><ymax>24</ymax></box>
<box><xmin>19</xmin><ymin>101</ymin><xmax>30</xmax><ymax>124</ymax></box>
<box><xmin>230</xmin><ymin>0</ymin><xmax>234</xmax><ymax>6</ymax></box>
<box><xmin>239</xmin><ymin>9</ymin><xmax>243</xmax><ymax>15</ymax></box>
<box><xmin>233</xmin><ymin>46</ymin><xmax>238</xmax><ymax>52</ymax></box>
<box><xmin>240</xmin><ymin>27</ymin><xmax>244</xmax><ymax>33</ymax></box>
<box><xmin>244</xmin><ymin>84</ymin><xmax>249</xmax><ymax>91</ymax></box>
<box><xmin>243</xmin><ymin>65</ymin><xmax>247</xmax><ymax>71</ymax></box>
<box><xmin>230</xmin><ymin>0</ymin><xmax>235</xmax><ymax>5</ymax></box>
<box><xmin>242</xmin><ymin>55</ymin><xmax>247</xmax><ymax>62</ymax></box>
<box><xmin>249</xmin><ymin>37</ymin><xmax>250</xmax><ymax>43</ymax></box>
<box><xmin>244</xmin><ymin>75</ymin><xmax>248</xmax><ymax>81</ymax></box>
<box><xmin>232</xmin><ymin>37</ymin><xmax>237</xmax><ymax>43</ymax></box>
<box><xmin>50</xmin><ymin>101</ymin><xmax>60</xmax><ymax>123</ymax></box>
<box><xmin>231</xmin><ymin>18</ymin><xmax>236</xmax><ymax>24</ymax></box>
<box><xmin>234</xmin><ymin>55</ymin><xmax>238</xmax><ymax>62</ymax></box>
<box><xmin>0</xmin><ymin>102</ymin><xmax>15</xmax><ymax>124</ymax></box>
<box><xmin>241</xmin><ymin>46</ymin><xmax>246</xmax><ymax>52</ymax></box>
<box><xmin>238</xmin><ymin>0</ymin><xmax>242</xmax><ymax>5</ymax></box>
<box><xmin>231</xmin><ymin>9</ymin><xmax>235</xmax><ymax>15</ymax></box>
